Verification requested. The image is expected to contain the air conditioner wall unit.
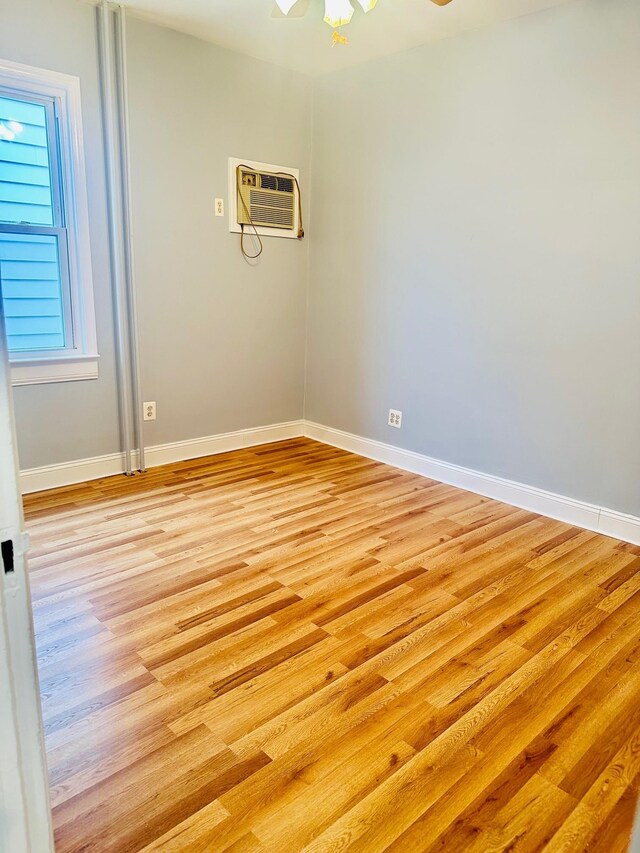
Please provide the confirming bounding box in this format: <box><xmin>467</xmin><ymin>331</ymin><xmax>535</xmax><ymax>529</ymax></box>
<box><xmin>237</xmin><ymin>169</ymin><xmax>295</xmax><ymax>231</ymax></box>
<box><xmin>228</xmin><ymin>157</ymin><xmax>300</xmax><ymax>240</ymax></box>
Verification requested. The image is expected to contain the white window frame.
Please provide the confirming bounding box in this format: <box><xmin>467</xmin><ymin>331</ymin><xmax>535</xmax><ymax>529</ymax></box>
<box><xmin>0</xmin><ymin>58</ymin><xmax>98</xmax><ymax>386</ymax></box>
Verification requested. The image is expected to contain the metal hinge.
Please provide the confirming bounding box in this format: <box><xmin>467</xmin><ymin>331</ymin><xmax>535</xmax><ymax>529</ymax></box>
<box><xmin>1</xmin><ymin>540</ymin><xmax>14</xmax><ymax>573</ymax></box>
<box><xmin>1</xmin><ymin>532</ymin><xmax>29</xmax><ymax>574</ymax></box>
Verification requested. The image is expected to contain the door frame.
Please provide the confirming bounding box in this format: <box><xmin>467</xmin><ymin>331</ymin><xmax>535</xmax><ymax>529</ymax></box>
<box><xmin>0</xmin><ymin>297</ymin><xmax>54</xmax><ymax>851</ymax></box>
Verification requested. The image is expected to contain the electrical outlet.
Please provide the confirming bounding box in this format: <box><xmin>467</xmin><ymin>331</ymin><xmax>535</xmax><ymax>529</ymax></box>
<box><xmin>143</xmin><ymin>401</ymin><xmax>156</xmax><ymax>421</ymax></box>
<box><xmin>215</xmin><ymin>198</ymin><xmax>224</xmax><ymax>217</ymax></box>
<box><xmin>388</xmin><ymin>409</ymin><xmax>402</xmax><ymax>429</ymax></box>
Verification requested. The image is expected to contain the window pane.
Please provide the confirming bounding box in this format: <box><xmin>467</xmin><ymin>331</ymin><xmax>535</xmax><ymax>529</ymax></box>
<box><xmin>0</xmin><ymin>232</ymin><xmax>66</xmax><ymax>351</ymax></box>
<box><xmin>0</xmin><ymin>96</ymin><xmax>55</xmax><ymax>226</ymax></box>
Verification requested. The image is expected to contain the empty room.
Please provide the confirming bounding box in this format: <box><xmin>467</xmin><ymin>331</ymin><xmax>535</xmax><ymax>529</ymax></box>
<box><xmin>1</xmin><ymin>0</ymin><xmax>639</xmax><ymax>850</ymax></box>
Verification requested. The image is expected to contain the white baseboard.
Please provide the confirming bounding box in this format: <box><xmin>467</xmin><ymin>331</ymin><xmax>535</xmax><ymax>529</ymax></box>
<box><xmin>20</xmin><ymin>421</ymin><xmax>304</xmax><ymax>495</ymax></box>
<box><xmin>144</xmin><ymin>421</ymin><xmax>304</xmax><ymax>468</ymax></box>
<box><xmin>19</xmin><ymin>417</ymin><xmax>640</xmax><ymax>547</ymax></box>
<box><xmin>303</xmin><ymin>421</ymin><xmax>640</xmax><ymax>547</ymax></box>
<box><xmin>20</xmin><ymin>451</ymin><xmax>125</xmax><ymax>495</ymax></box>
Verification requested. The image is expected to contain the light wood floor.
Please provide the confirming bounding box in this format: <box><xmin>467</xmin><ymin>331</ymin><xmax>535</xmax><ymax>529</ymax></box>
<box><xmin>24</xmin><ymin>438</ymin><xmax>640</xmax><ymax>853</ymax></box>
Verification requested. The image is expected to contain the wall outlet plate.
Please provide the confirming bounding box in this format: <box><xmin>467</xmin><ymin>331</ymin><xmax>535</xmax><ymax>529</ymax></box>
<box><xmin>215</xmin><ymin>198</ymin><xmax>224</xmax><ymax>217</ymax></box>
<box><xmin>143</xmin><ymin>401</ymin><xmax>156</xmax><ymax>421</ymax></box>
<box><xmin>388</xmin><ymin>409</ymin><xmax>402</xmax><ymax>428</ymax></box>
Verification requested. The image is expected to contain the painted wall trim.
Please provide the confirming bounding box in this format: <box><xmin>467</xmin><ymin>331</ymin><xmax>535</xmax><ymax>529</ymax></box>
<box><xmin>19</xmin><ymin>418</ymin><xmax>640</xmax><ymax>546</ymax></box>
<box><xmin>10</xmin><ymin>357</ymin><xmax>99</xmax><ymax>386</ymax></box>
<box><xmin>20</xmin><ymin>421</ymin><xmax>304</xmax><ymax>494</ymax></box>
<box><xmin>303</xmin><ymin>421</ymin><xmax>640</xmax><ymax>547</ymax></box>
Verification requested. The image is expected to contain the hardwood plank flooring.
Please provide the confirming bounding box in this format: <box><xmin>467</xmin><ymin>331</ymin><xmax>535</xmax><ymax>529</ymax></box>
<box><xmin>23</xmin><ymin>438</ymin><xmax>640</xmax><ymax>852</ymax></box>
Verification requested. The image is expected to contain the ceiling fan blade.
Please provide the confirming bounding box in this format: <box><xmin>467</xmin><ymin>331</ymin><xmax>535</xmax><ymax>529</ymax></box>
<box><xmin>271</xmin><ymin>0</ymin><xmax>312</xmax><ymax>18</ymax></box>
<box><xmin>324</xmin><ymin>0</ymin><xmax>355</xmax><ymax>27</ymax></box>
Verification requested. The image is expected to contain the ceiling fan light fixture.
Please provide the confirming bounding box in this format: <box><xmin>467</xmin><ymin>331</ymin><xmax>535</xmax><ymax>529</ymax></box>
<box><xmin>272</xmin><ymin>0</ymin><xmax>453</xmax><ymax>45</ymax></box>
<box><xmin>274</xmin><ymin>0</ymin><xmax>299</xmax><ymax>14</ymax></box>
<box><xmin>324</xmin><ymin>0</ymin><xmax>354</xmax><ymax>28</ymax></box>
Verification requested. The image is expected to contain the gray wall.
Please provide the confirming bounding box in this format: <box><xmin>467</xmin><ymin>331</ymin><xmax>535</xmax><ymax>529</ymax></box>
<box><xmin>126</xmin><ymin>18</ymin><xmax>311</xmax><ymax>446</ymax></box>
<box><xmin>305</xmin><ymin>0</ymin><xmax>640</xmax><ymax>516</ymax></box>
<box><xmin>0</xmin><ymin>0</ymin><xmax>121</xmax><ymax>468</ymax></box>
<box><xmin>1</xmin><ymin>1</ymin><xmax>311</xmax><ymax>467</ymax></box>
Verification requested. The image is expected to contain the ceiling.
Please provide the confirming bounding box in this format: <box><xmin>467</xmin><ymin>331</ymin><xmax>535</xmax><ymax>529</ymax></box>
<box><xmin>119</xmin><ymin>0</ymin><xmax>576</xmax><ymax>76</ymax></box>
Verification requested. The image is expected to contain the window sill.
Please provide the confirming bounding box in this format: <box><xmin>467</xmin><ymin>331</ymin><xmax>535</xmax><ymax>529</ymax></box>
<box><xmin>10</xmin><ymin>354</ymin><xmax>99</xmax><ymax>387</ymax></box>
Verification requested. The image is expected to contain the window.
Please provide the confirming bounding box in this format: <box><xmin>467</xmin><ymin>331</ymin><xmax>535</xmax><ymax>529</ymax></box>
<box><xmin>0</xmin><ymin>60</ymin><xmax>97</xmax><ymax>385</ymax></box>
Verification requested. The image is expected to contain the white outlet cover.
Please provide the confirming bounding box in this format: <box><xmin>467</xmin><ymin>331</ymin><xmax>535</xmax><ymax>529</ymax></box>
<box><xmin>388</xmin><ymin>409</ymin><xmax>402</xmax><ymax>428</ymax></box>
<box><xmin>215</xmin><ymin>198</ymin><xmax>224</xmax><ymax>216</ymax></box>
<box><xmin>143</xmin><ymin>402</ymin><xmax>157</xmax><ymax>421</ymax></box>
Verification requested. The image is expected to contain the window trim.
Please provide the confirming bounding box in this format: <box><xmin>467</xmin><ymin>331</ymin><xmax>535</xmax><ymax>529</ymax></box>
<box><xmin>0</xmin><ymin>58</ymin><xmax>98</xmax><ymax>386</ymax></box>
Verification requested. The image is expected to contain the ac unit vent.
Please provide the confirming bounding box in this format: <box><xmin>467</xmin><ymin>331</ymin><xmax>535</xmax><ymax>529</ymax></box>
<box><xmin>277</xmin><ymin>177</ymin><xmax>294</xmax><ymax>193</ymax></box>
<box><xmin>260</xmin><ymin>173</ymin><xmax>278</xmax><ymax>190</ymax></box>
<box><xmin>250</xmin><ymin>206</ymin><xmax>294</xmax><ymax>226</ymax></box>
<box><xmin>250</xmin><ymin>190</ymin><xmax>294</xmax><ymax>210</ymax></box>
